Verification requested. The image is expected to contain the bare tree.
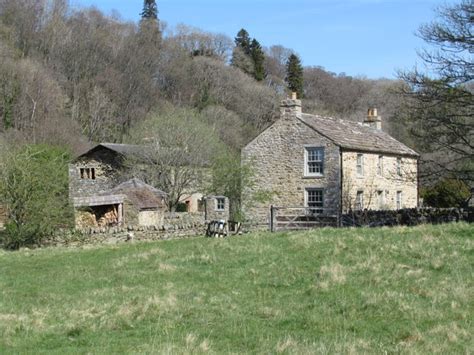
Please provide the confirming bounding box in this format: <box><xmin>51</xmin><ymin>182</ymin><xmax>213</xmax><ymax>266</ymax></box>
<box><xmin>125</xmin><ymin>107</ymin><xmax>223</xmax><ymax>211</ymax></box>
<box><xmin>398</xmin><ymin>0</ymin><xmax>473</xmax><ymax>183</ymax></box>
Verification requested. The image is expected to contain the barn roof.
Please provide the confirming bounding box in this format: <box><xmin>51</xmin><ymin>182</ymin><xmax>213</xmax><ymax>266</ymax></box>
<box><xmin>298</xmin><ymin>113</ymin><xmax>419</xmax><ymax>157</ymax></box>
<box><xmin>106</xmin><ymin>178</ymin><xmax>167</xmax><ymax>210</ymax></box>
<box><xmin>74</xmin><ymin>143</ymin><xmax>144</xmax><ymax>161</ymax></box>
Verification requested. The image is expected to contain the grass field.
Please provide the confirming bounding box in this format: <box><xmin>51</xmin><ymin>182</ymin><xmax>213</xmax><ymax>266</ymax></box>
<box><xmin>0</xmin><ymin>223</ymin><xmax>472</xmax><ymax>354</ymax></box>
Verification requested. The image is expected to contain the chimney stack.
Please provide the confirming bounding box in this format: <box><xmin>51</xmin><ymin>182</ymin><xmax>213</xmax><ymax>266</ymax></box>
<box><xmin>280</xmin><ymin>92</ymin><xmax>302</xmax><ymax>118</ymax></box>
<box><xmin>364</xmin><ymin>107</ymin><xmax>382</xmax><ymax>130</ymax></box>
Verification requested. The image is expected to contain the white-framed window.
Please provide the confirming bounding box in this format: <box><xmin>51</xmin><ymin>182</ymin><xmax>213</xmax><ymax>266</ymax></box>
<box><xmin>377</xmin><ymin>155</ymin><xmax>383</xmax><ymax>176</ymax></box>
<box><xmin>355</xmin><ymin>190</ymin><xmax>364</xmax><ymax>210</ymax></box>
<box><xmin>356</xmin><ymin>154</ymin><xmax>364</xmax><ymax>176</ymax></box>
<box><xmin>80</xmin><ymin>167</ymin><xmax>96</xmax><ymax>180</ymax></box>
<box><xmin>377</xmin><ymin>190</ymin><xmax>385</xmax><ymax>209</ymax></box>
<box><xmin>215</xmin><ymin>197</ymin><xmax>225</xmax><ymax>211</ymax></box>
<box><xmin>305</xmin><ymin>188</ymin><xmax>323</xmax><ymax>214</ymax></box>
<box><xmin>397</xmin><ymin>158</ymin><xmax>402</xmax><ymax>177</ymax></box>
<box><xmin>305</xmin><ymin>147</ymin><xmax>324</xmax><ymax>176</ymax></box>
<box><xmin>396</xmin><ymin>191</ymin><xmax>403</xmax><ymax>209</ymax></box>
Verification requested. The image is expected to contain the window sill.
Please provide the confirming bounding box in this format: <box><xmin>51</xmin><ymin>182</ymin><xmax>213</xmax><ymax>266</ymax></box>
<box><xmin>303</xmin><ymin>174</ymin><xmax>324</xmax><ymax>179</ymax></box>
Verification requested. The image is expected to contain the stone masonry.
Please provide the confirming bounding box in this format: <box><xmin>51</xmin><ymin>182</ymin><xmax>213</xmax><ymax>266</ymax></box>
<box><xmin>242</xmin><ymin>97</ymin><xmax>419</xmax><ymax>229</ymax></box>
<box><xmin>342</xmin><ymin>152</ymin><xmax>418</xmax><ymax>212</ymax></box>
<box><xmin>204</xmin><ymin>196</ymin><xmax>230</xmax><ymax>221</ymax></box>
<box><xmin>69</xmin><ymin>148</ymin><xmax>123</xmax><ymax>199</ymax></box>
<box><xmin>242</xmin><ymin>98</ymin><xmax>341</xmax><ymax>228</ymax></box>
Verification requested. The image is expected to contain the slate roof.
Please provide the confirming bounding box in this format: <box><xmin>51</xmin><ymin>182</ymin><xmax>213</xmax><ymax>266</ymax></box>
<box><xmin>106</xmin><ymin>178</ymin><xmax>167</xmax><ymax>210</ymax></box>
<box><xmin>75</xmin><ymin>143</ymin><xmax>144</xmax><ymax>160</ymax></box>
<box><xmin>298</xmin><ymin>113</ymin><xmax>419</xmax><ymax>157</ymax></box>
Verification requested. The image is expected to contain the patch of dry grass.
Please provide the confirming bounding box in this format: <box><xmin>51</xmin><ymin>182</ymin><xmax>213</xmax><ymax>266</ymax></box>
<box><xmin>0</xmin><ymin>222</ymin><xmax>472</xmax><ymax>353</ymax></box>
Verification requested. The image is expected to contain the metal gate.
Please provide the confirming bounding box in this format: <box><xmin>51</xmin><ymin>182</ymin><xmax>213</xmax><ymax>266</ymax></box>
<box><xmin>270</xmin><ymin>206</ymin><xmax>339</xmax><ymax>232</ymax></box>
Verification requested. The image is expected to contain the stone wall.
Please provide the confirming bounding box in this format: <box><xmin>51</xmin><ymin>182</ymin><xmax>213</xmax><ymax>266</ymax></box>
<box><xmin>242</xmin><ymin>104</ymin><xmax>341</xmax><ymax>228</ymax></box>
<box><xmin>342</xmin><ymin>152</ymin><xmax>418</xmax><ymax>212</ymax></box>
<box><xmin>204</xmin><ymin>196</ymin><xmax>230</xmax><ymax>221</ymax></box>
<box><xmin>52</xmin><ymin>212</ymin><xmax>207</xmax><ymax>247</ymax></box>
<box><xmin>342</xmin><ymin>207</ymin><xmax>471</xmax><ymax>227</ymax></box>
<box><xmin>69</xmin><ymin>149</ymin><xmax>123</xmax><ymax>199</ymax></box>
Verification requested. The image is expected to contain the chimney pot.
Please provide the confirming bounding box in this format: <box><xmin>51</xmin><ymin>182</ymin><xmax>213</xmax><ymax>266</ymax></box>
<box><xmin>291</xmin><ymin>92</ymin><xmax>297</xmax><ymax>100</ymax></box>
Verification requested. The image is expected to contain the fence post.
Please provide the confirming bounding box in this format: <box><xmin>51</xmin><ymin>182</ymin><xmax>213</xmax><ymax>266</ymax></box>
<box><xmin>270</xmin><ymin>205</ymin><xmax>275</xmax><ymax>232</ymax></box>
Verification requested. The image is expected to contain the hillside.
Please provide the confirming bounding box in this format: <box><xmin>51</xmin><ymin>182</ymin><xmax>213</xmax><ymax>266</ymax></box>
<box><xmin>0</xmin><ymin>0</ymin><xmax>409</xmax><ymax>156</ymax></box>
<box><xmin>1</xmin><ymin>223</ymin><xmax>472</xmax><ymax>353</ymax></box>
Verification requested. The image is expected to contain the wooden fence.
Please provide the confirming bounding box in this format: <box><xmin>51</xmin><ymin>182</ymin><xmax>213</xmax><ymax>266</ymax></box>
<box><xmin>270</xmin><ymin>206</ymin><xmax>339</xmax><ymax>232</ymax></box>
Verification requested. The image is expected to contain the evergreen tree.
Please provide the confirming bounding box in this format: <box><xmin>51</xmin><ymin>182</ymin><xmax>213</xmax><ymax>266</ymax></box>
<box><xmin>250</xmin><ymin>39</ymin><xmax>266</xmax><ymax>81</ymax></box>
<box><xmin>234</xmin><ymin>28</ymin><xmax>251</xmax><ymax>55</ymax></box>
<box><xmin>285</xmin><ymin>54</ymin><xmax>304</xmax><ymax>98</ymax></box>
<box><xmin>141</xmin><ymin>0</ymin><xmax>158</xmax><ymax>20</ymax></box>
<box><xmin>231</xmin><ymin>29</ymin><xmax>253</xmax><ymax>74</ymax></box>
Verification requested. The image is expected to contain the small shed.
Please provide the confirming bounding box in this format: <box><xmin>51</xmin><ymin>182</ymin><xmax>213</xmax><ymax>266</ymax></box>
<box><xmin>109</xmin><ymin>178</ymin><xmax>168</xmax><ymax>227</ymax></box>
<box><xmin>204</xmin><ymin>196</ymin><xmax>230</xmax><ymax>222</ymax></box>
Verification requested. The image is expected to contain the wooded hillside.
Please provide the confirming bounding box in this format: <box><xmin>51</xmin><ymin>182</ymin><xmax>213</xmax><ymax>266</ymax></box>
<box><xmin>0</xmin><ymin>0</ymin><xmax>411</xmax><ymax>156</ymax></box>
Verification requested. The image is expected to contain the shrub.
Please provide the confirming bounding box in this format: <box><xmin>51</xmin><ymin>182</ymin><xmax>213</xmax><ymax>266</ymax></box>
<box><xmin>422</xmin><ymin>178</ymin><xmax>470</xmax><ymax>208</ymax></box>
<box><xmin>0</xmin><ymin>144</ymin><xmax>73</xmax><ymax>249</ymax></box>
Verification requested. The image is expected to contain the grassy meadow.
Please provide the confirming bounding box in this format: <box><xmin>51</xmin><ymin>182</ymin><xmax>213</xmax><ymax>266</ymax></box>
<box><xmin>0</xmin><ymin>223</ymin><xmax>472</xmax><ymax>354</ymax></box>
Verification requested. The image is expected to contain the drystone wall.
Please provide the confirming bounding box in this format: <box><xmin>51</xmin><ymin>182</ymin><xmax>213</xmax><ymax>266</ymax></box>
<box><xmin>342</xmin><ymin>207</ymin><xmax>472</xmax><ymax>227</ymax></box>
<box><xmin>51</xmin><ymin>212</ymin><xmax>206</xmax><ymax>247</ymax></box>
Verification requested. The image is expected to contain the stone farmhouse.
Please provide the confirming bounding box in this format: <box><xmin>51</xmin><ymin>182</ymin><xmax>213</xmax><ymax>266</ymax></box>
<box><xmin>242</xmin><ymin>95</ymin><xmax>419</xmax><ymax>228</ymax></box>
<box><xmin>69</xmin><ymin>143</ymin><xmax>206</xmax><ymax>229</ymax></box>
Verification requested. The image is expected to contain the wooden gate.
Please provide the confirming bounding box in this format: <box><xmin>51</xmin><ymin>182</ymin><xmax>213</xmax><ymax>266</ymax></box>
<box><xmin>270</xmin><ymin>206</ymin><xmax>339</xmax><ymax>232</ymax></box>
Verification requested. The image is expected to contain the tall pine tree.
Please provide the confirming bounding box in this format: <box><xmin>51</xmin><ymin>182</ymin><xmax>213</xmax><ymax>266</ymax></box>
<box><xmin>234</xmin><ymin>28</ymin><xmax>251</xmax><ymax>55</ymax></box>
<box><xmin>285</xmin><ymin>54</ymin><xmax>304</xmax><ymax>98</ymax></box>
<box><xmin>250</xmin><ymin>39</ymin><xmax>266</xmax><ymax>81</ymax></box>
<box><xmin>231</xmin><ymin>28</ymin><xmax>253</xmax><ymax>75</ymax></box>
<box><xmin>141</xmin><ymin>0</ymin><xmax>158</xmax><ymax>20</ymax></box>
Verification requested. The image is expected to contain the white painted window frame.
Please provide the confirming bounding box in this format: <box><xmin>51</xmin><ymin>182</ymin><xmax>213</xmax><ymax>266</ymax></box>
<box><xmin>215</xmin><ymin>197</ymin><xmax>225</xmax><ymax>212</ymax></box>
<box><xmin>304</xmin><ymin>147</ymin><xmax>324</xmax><ymax>177</ymax></box>
<box><xmin>377</xmin><ymin>190</ymin><xmax>385</xmax><ymax>209</ymax></box>
<box><xmin>396</xmin><ymin>191</ymin><xmax>403</xmax><ymax>210</ymax></box>
<box><xmin>356</xmin><ymin>154</ymin><xmax>364</xmax><ymax>177</ymax></box>
<box><xmin>377</xmin><ymin>155</ymin><xmax>384</xmax><ymax>176</ymax></box>
<box><xmin>304</xmin><ymin>188</ymin><xmax>324</xmax><ymax>214</ymax></box>
<box><xmin>356</xmin><ymin>190</ymin><xmax>364</xmax><ymax>210</ymax></box>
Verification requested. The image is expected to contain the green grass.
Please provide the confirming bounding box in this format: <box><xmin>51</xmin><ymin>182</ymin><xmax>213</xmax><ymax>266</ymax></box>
<box><xmin>0</xmin><ymin>223</ymin><xmax>472</xmax><ymax>354</ymax></box>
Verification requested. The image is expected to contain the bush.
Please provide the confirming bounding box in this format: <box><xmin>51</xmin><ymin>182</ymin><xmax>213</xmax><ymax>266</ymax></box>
<box><xmin>0</xmin><ymin>144</ymin><xmax>73</xmax><ymax>249</ymax></box>
<box><xmin>422</xmin><ymin>178</ymin><xmax>471</xmax><ymax>208</ymax></box>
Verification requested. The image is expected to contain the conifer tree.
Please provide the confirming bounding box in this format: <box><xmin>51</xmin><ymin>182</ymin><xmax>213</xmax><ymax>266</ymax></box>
<box><xmin>141</xmin><ymin>0</ymin><xmax>158</xmax><ymax>20</ymax></box>
<box><xmin>250</xmin><ymin>39</ymin><xmax>266</xmax><ymax>81</ymax></box>
<box><xmin>234</xmin><ymin>28</ymin><xmax>251</xmax><ymax>55</ymax></box>
<box><xmin>231</xmin><ymin>29</ymin><xmax>253</xmax><ymax>74</ymax></box>
<box><xmin>285</xmin><ymin>54</ymin><xmax>304</xmax><ymax>98</ymax></box>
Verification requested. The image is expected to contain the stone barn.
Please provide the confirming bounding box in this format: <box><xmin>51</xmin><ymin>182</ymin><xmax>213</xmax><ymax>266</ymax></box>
<box><xmin>242</xmin><ymin>95</ymin><xmax>419</xmax><ymax>229</ymax></box>
<box><xmin>69</xmin><ymin>143</ymin><xmax>205</xmax><ymax>220</ymax></box>
<box><xmin>73</xmin><ymin>178</ymin><xmax>167</xmax><ymax>229</ymax></box>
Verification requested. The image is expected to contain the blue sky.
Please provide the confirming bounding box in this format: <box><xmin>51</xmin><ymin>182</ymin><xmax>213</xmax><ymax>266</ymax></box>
<box><xmin>71</xmin><ymin>0</ymin><xmax>448</xmax><ymax>79</ymax></box>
